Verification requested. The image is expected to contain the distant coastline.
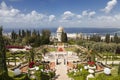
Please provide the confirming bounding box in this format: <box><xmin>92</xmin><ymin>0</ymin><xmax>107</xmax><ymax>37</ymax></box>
<box><xmin>3</xmin><ymin>27</ymin><xmax>120</xmax><ymax>35</ymax></box>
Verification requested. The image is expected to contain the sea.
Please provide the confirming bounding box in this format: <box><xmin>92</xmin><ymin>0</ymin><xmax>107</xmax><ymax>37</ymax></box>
<box><xmin>3</xmin><ymin>28</ymin><xmax>120</xmax><ymax>36</ymax></box>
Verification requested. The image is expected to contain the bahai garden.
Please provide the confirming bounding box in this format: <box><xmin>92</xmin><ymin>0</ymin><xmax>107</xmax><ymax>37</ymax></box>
<box><xmin>0</xmin><ymin>26</ymin><xmax>120</xmax><ymax>80</ymax></box>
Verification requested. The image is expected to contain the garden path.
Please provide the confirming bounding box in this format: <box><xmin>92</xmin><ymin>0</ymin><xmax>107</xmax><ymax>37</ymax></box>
<box><xmin>55</xmin><ymin>59</ymin><xmax>71</xmax><ymax>80</ymax></box>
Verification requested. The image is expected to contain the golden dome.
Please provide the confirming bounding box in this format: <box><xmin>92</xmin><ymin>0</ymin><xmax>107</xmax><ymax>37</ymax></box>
<box><xmin>57</xmin><ymin>26</ymin><xmax>64</xmax><ymax>32</ymax></box>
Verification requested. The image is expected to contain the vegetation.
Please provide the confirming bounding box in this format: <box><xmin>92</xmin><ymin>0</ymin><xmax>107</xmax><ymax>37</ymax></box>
<box><xmin>9</xmin><ymin>29</ymin><xmax>51</xmax><ymax>47</ymax></box>
<box><xmin>68</xmin><ymin>68</ymin><xmax>89</xmax><ymax>80</ymax></box>
<box><xmin>1</xmin><ymin>26</ymin><xmax>120</xmax><ymax>80</ymax></box>
<box><xmin>74</xmin><ymin>48</ymin><xmax>81</xmax><ymax>56</ymax></box>
<box><xmin>41</xmin><ymin>48</ymin><xmax>48</xmax><ymax>56</ymax></box>
<box><xmin>61</xmin><ymin>32</ymin><xmax>68</xmax><ymax>42</ymax></box>
<box><xmin>0</xmin><ymin>26</ymin><xmax>9</xmax><ymax>79</ymax></box>
<box><xmin>118</xmin><ymin>63</ymin><xmax>120</xmax><ymax>75</ymax></box>
<box><xmin>89</xmin><ymin>73</ymin><xmax>120</xmax><ymax>80</ymax></box>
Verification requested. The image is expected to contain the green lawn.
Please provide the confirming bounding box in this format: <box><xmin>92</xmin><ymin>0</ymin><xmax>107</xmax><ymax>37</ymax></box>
<box><xmin>8</xmin><ymin>70</ymin><xmax>14</xmax><ymax>77</ymax></box>
<box><xmin>68</xmin><ymin>65</ymin><xmax>120</xmax><ymax>80</ymax></box>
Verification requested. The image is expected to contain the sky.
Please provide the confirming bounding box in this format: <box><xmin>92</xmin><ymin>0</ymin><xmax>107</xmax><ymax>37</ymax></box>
<box><xmin>0</xmin><ymin>0</ymin><xmax>120</xmax><ymax>29</ymax></box>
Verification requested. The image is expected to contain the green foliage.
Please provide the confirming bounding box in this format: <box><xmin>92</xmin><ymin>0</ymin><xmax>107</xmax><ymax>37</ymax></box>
<box><xmin>118</xmin><ymin>63</ymin><xmax>120</xmax><ymax>75</ymax></box>
<box><xmin>61</xmin><ymin>32</ymin><xmax>68</xmax><ymax>42</ymax></box>
<box><xmin>0</xmin><ymin>26</ymin><xmax>2</xmax><ymax>36</ymax></box>
<box><xmin>48</xmin><ymin>71</ymin><xmax>55</xmax><ymax>78</ymax></box>
<box><xmin>29</xmin><ymin>49</ymin><xmax>35</xmax><ymax>61</ymax></box>
<box><xmin>74</xmin><ymin>48</ymin><xmax>81</xmax><ymax>56</ymax></box>
<box><xmin>39</xmin><ymin>65</ymin><xmax>44</xmax><ymax>70</ymax></box>
<box><xmin>35</xmin><ymin>71</ymin><xmax>42</xmax><ymax>80</ymax></box>
<box><xmin>90</xmin><ymin>34</ymin><xmax>101</xmax><ymax>42</ymax></box>
<box><xmin>90</xmin><ymin>50</ymin><xmax>96</xmax><ymax>62</ymax></box>
<box><xmin>13</xmin><ymin>74</ymin><xmax>30</xmax><ymax>80</ymax></box>
<box><xmin>41</xmin><ymin>72</ymin><xmax>50</xmax><ymax>80</ymax></box>
<box><xmin>0</xmin><ymin>72</ymin><xmax>12</xmax><ymax>80</ymax></box>
<box><xmin>0</xmin><ymin>26</ymin><xmax>8</xmax><ymax>77</ymax></box>
<box><xmin>41</xmin><ymin>29</ymin><xmax>51</xmax><ymax>45</ymax></box>
<box><xmin>41</xmin><ymin>48</ymin><xmax>48</xmax><ymax>56</ymax></box>
<box><xmin>92</xmin><ymin>73</ymin><xmax>120</xmax><ymax>80</ymax></box>
<box><xmin>8</xmin><ymin>29</ymin><xmax>51</xmax><ymax>46</ymax></box>
<box><xmin>81</xmin><ymin>41</ymin><xmax>118</xmax><ymax>53</ymax></box>
<box><xmin>114</xmin><ymin>33</ymin><xmax>119</xmax><ymax>43</ymax></box>
<box><xmin>76</xmin><ymin>39</ymin><xmax>85</xmax><ymax>46</ymax></box>
<box><xmin>68</xmin><ymin>69</ymin><xmax>89</xmax><ymax>80</ymax></box>
<box><xmin>105</xmin><ymin>34</ymin><xmax>110</xmax><ymax>43</ymax></box>
<box><xmin>77</xmin><ymin>64</ymin><xmax>83</xmax><ymax>70</ymax></box>
<box><xmin>68</xmin><ymin>39</ymin><xmax>76</xmax><ymax>45</ymax></box>
<box><xmin>11</xmin><ymin>30</ymin><xmax>17</xmax><ymax>42</ymax></box>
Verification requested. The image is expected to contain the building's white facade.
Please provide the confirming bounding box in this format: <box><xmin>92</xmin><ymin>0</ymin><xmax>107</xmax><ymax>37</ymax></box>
<box><xmin>56</xmin><ymin>26</ymin><xmax>64</xmax><ymax>42</ymax></box>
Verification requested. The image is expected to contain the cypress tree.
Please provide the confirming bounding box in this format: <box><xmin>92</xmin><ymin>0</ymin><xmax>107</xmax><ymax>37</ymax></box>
<box><xmin>11</xmin><ymin>30</ymin><xmax>17</xmax><ymax>42</ymax></box>
<box><xmin>18</xmin><ymin>29</ymin><xmax>21</xmax><ymax>37</ymax></box>
<box><xmin>22</xmin><ymin>29</ymin><xmax>25</xmax><ymax>38</ymax></box>
<box><xmin>61</xmin><ymin>32</ymin><xmax>68</xmax><ymax>43</ymax></box>
<box><xmin>41</xmin><ymin>29</ymin><xmax>51</xmax><ymax>44</ymax></box>
<box><xmin>0</xmin><ymin>27</ymin><xmax>8</xmax><ymax>79</ymax></box>
<box><xmin>105</xmin><ymin>34</ymin><xmax>110</xmax><ymax>43</ymax></box>
<box><xmin>64</xmin><ymin>32</ymin><xmax>68</xmax><ymax>42</ymax></box>
<box><xmin>118</xmin><ymin>63</ymin><xmax>120</xmax><ymax>75</ymax></box>
<box><xmin>114</xmin><ymin>33</ymin><xmax>119</xmax><ymax>43</ymax></box>
<box><xmin>30</xmin><ymin>49</ymin><xmax>35</xmax><ymax>62</ymax></box>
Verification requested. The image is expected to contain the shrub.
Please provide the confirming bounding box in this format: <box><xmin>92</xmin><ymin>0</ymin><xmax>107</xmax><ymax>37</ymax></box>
<box><xmin>118</xmin><ymin>63</ymin><xmax>120</xmax><ymax>75</ymax></box>
<box><xmin>0</xmin><ymin>73</ymin><xmax>13</xmax><ymax>80</ymax></box>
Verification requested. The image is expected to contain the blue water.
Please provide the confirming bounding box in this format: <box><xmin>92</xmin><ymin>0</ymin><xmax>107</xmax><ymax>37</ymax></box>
<box><xmin>3</xmin><ymin>27</ymin><xmax>120</xmax><ymax>35</ymax></box>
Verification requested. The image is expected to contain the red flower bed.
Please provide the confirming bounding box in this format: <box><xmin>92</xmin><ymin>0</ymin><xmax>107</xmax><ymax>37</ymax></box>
<box><xmin>29</xmin><ymin>61</ymin><xmax>35</xmax><ymax>68</ymax></box>
<box><xmin>6</xmin><ymin>45</ymin><xmax>24</xmax><ymax>49</ymax></box>
<box><xmin>58</xmin><ymin>47</ymin><xmax>63</xmax><ymax>52</ymax></box>
<box><xmin>88</xmin><ymin>61</ymin><xmax>95</xmax><ymax>65</ymax></box>
<box><xmin>26</xmin><ymin>48</ymin><xmax>31</xmax><ymax>50</ymax></box>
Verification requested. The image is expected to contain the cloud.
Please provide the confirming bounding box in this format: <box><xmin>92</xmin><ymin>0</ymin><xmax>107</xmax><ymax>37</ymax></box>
<box><xmin>24</xmin><ymin>10</ymin><xmax>47</xmax><ymax>22</ymax></box>
<box><xmin>87</xmin><ymin>14</ymin><xmax>120</xmax><ymax>27</ymax></box>
<box><xmin>0</xmin><ymin>1</ymin><xmax>20</xmax><ymax>17</ymax></box>
<box><xmin>49</xmin><ymin>15</ymin><xmax>56</xmax><ymax>22</ymax></box>
<box><xmin>88</xmin><ymin>11</ymin><xmax>96</xmax><ymax>17</ymax></box>
<box><xmin>59</xmin><ymin>11</ymin><xmax>120</xmax><ymax>28</ymax></box>
<box><xmin>0</xmin><ymin>1</ymin><xmax>55</xmax><ymax>28</ymax></box>
<box><xmin>0</xmin><ymin>1</ymin><xmax>8</xmax><ymax>9</ymax></box>
<box><xmin>62</xmin><ymin>11</ymin><xmax>75</xmax><ymax>21</ymax></box>
<box><xmin>82</xmin><ymin>10</ymin><xmax>96</xmax><ymax>17</ymax></box>
<box><xmin>101</xmin><ymin>0</ymin><xmax>117</xmax><ymax>13</ymax></box>
<box><xmin>60</xmin><ymin>11</ymin><xmax>83</xmax><ymax>22</ymax></box>
<box><xmin>76</xmin><ymin>15</ymin><xmax>82</xmax><ymax>19</ymax></box>
<box><xmin>82</xmin><ymin>10</ymin><xmax>88</xmax><ymax>16</ymax></box>
<box><xmin>0</xmin><ymin>1</ymin><xmax>120</xmax><ymax>28</ymax></box>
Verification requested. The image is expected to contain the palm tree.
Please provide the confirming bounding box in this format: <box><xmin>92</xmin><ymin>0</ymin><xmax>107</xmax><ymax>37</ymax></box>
<box><xmin>83</xmin><ymin>49</ymin><xmax>103</xmax><ymax>62</ymax></box>
<box><xmin>11</xmin><ymin>52</ymin><xmax>18</xmax><ymax>66</ymax></box>
<box><xmin>74</xmin><ymin>48</ymin><xmax>81</xmax><ymax>56</ymax></box>
<box><xmin>41</xmin><ymin>48</ymin><xmax>48</xmax><ymax>70</ymax></box>
<box><xmin>13</xmin><ymin>52</ymin><xmax>17</xmax><ymax>66</ymax></box>
<box><xmin>41</xmin><ymin>48</ymin><xmax>48</xmax><ymax>56</ymax></box>
<box><xmin>29</xmin><ymin>49</ymin><xmax>35</xmax><ymax>62</ymax></box>
<box><xmin>36</xmin><ymin>52</ymin><xmax>43</xmax><ymax>63</ymax></box>
<box><xmin>105</xmin><ymin>52</ymin><xmax>108</xmax><ymax>65</ymax></box>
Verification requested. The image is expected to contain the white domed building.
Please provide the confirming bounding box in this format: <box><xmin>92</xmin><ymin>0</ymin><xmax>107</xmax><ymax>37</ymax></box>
<box><xmin>56</xmin><ymin>26</ymin><xmax>64</xmax><ymax>42</ymax></box>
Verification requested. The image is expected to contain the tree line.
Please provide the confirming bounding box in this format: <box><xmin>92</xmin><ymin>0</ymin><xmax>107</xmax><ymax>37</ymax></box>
<box><xmin>89</xmin><ymin>33</ymin><xmax>120</xmax><ymax>44</ymax></box>
<box><xmin>10</xmin><ymin>29</ymin><xmax>51</xmax><ymax>47</ymax></box>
